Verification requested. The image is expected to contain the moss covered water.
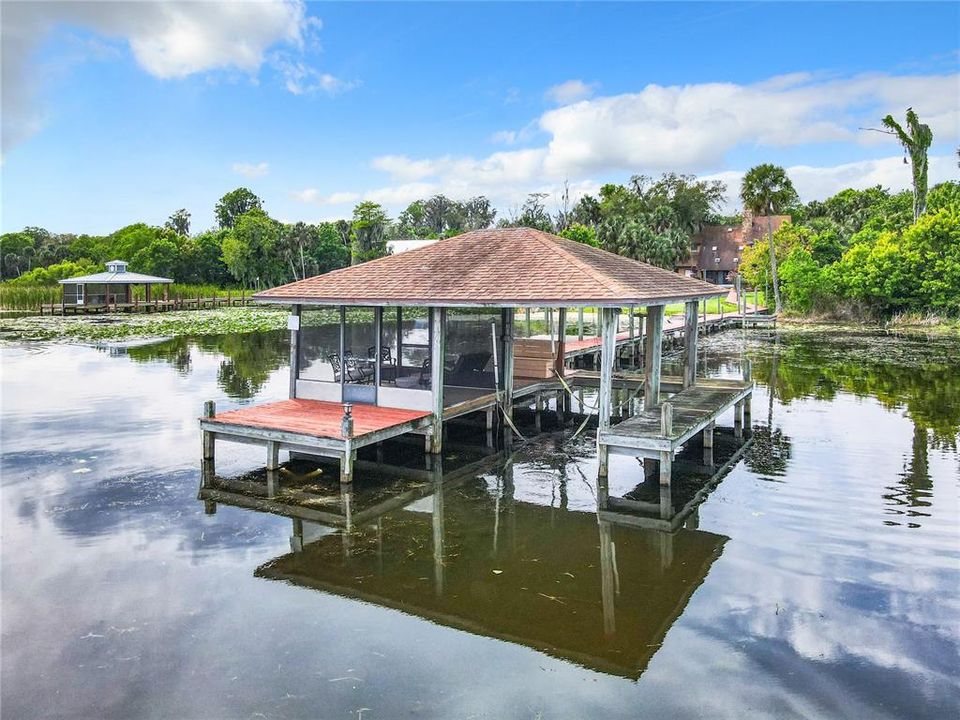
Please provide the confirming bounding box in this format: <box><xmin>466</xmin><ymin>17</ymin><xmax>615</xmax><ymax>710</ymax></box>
<box><xmin>2</xmin><ymin>326</ymin><xmax>958</xmax><ymax>719</ymax></box>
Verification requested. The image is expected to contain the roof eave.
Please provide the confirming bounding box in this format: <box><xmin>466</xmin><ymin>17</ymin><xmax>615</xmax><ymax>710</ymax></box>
<box><xmin>252</xmin><ymin>289</ymin><xmax>725</xmax><ymax>308</ymax></box>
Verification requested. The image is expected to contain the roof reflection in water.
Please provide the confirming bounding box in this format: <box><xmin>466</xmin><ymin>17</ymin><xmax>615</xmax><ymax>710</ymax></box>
<box><xmin>199</xmin><ymin>430</ymin><xmax>748</xmax><ymax>680</ymax></box>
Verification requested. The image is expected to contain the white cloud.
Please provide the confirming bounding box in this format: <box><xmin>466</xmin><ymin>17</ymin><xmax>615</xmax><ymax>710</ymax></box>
<box><xmin>351</xmin><ymin>70</ymin><xmax>958</xmax><ymax>212</ymax></box>
<box><xmin>538</xmin><ymin>72</ymin><xmax>959</xmax><ymax>176</ymax></box>
<box><xmin>232</xmin><ymin>162</ymin><xmax>269</xmax><ymax>179</ymax></box>
<box><xmin>290</xmin><ymin>188</ymin><xmax>360</xmax><ymax>205</ymax></box>
<box><xmin>1</xmin><ymin>0</ymin><xmax>345</xmax><ymax>153</ymax></box>
<box><xmin>545</xmin><ymin>79</ymin><xmax>598</xmax><ymax>105</ymax></box>
<box><xmin>270</xmin><ymin>55</ymin><xmax>356</xmax><ymax>95</ymax></box>
<box><xmin>490</xmin><ymin>130</ymin><xmax>518</xmax><ymax>145</ymax></box>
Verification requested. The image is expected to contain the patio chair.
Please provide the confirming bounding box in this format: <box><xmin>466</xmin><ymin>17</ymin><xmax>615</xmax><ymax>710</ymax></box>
<box><xmin>327</xmin><ymin>353</ymin><xmax>342</xmax><ymax>382</ymax></box>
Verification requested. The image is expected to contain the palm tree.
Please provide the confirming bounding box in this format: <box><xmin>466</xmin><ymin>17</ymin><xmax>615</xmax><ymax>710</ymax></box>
<box><xmin>740</xmin><ymin>164</ymin><xmax>798</xmax><ymax>314</ymax></box>
<box><xmin>878</xmin><ymin>109</ymin><xmax>933</xmax><ymax>221</ymax></box>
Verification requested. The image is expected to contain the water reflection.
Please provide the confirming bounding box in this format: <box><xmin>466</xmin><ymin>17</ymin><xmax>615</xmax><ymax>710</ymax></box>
<box><xmin>745</xmin><ymin>328</ymin><xmax>960</xmax><ymax>523</ymax></box>
<box><xmin>119</xmin><ymin>330</ymin><xmax>290</xmax><ymax>399</ymax></box>
<box><xmin>199</xmin><ymin>444</ymin><xmax>732</xmax><ymax>680</ymax></box>
<box><xmin>2</xmin><ymin>329</ymin><xmax>958</xmax><ymax>719</ymax></box>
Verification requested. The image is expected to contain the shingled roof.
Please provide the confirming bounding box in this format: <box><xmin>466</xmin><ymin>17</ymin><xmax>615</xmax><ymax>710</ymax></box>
<box><xmin>254</xmin><ymin>227</ymin><xmax>723</xmax><ymax>307</ymax></box>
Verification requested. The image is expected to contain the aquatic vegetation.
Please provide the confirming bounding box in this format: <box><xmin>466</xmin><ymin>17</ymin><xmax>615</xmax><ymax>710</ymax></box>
<box><xmin>0</xmin><ymin>306</ymin><xmax>300</xmax><ymax>342</ymax></box>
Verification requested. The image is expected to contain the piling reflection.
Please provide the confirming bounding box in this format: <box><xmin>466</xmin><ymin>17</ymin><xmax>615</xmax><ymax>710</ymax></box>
<box><xmin>198</xmin><ymin>433</ymin><xmax>744</xmax><ymax>680</ymax></box>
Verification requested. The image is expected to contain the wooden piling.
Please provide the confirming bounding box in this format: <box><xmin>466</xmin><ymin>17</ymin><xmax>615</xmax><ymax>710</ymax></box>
<box><xmin>429</xmin><ymin>307</ymin><xmax>445</xmax><ymax>454</ymax></box>
<box><xmin>202</xmin><ymin>400</ymin><xmax>216</xmax><ymax>462</ymax></box>
<box><xmin>683</xmin><ymin>300</ymin><xmax>698</xmax><ymax>389</ymax></box>
<box><xmin>643</xmin><ymin>305</ymin><xmax>664</xmax><ymax>410</ymax></box>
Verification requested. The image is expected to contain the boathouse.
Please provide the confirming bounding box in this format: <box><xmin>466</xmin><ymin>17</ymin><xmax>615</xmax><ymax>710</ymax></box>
<box><xmin>200</xmin><ymin>227</ymin><xmax>753</xmax><ymax>500</ymax></box>
<box><xmin>58</xmin><ymin>260</ymin><xmax>173</xmax><ymax>309</ymax></box>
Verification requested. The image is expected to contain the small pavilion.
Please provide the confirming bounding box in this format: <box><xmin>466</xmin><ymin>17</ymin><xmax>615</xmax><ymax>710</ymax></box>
<box><xmin>200</xmin><ymin>228</ymin><xmax>752</xmax><ymax>501</ymax></box>
<box><xmin>59</xmin><ymin>260</ymin><xmax>173</xmax><ymax>310</ymax></box>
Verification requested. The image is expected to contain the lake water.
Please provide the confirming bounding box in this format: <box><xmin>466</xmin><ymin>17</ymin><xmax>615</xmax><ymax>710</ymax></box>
<box><xmin>2</xmin><ymin>327</ymin><xmax>958</xmax><ymax>719</ymax></box>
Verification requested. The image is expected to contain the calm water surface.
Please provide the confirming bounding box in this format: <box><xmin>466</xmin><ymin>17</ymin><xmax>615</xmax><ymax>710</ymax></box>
<box><xmin>2</xmin><ymin>327</ymin><xmax>958</xmax><ymax>719</ymax></box>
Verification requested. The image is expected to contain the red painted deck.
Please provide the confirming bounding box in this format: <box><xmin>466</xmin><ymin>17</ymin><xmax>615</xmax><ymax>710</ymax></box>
<box><xmin>209</xmin><ymin>399</ymin><xmax>431</xmax><ymax>441</ymax></box>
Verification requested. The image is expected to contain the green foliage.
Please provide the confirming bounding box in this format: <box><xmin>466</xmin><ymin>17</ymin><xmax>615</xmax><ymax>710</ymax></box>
<box><xmin>350</xmin><ymin>201</ymin><xmax>390</xmax><ymax>264</ymax></box>
<box><xmin>778</xmin><ymin>248</ymin><xmax>831</xmax><ymax>313</ymax></box>
<box><xmin>501</xmin><ymin>193</ymin><xmax>554</xmax><ymax>232</ymax></box>
<box><xmin>132</xmin><ymin>238</ymin><xmax>181</xmax><ymax>278</ymax></box>
<box><xmin>9</xmin><ymin>259</ymin><xmax>99</xmax><ymax>285</ymax></box>
<box><xmin>165</xmin><ymin>208</ymin><xmax>191</xmax><ymax>236</ymax></box>
<box><xmin>1</xmin><ymin>232</ymin><xmax>35</xmax><ymax>278</ymax></box>
<box><xmin>901</xmin><ymin>206</ymin><xmax>960</xmax><ymax>313</ymax></box>
<box><xmin>395</xmin><ymin>195</ymin><xmax>496</xmax><ymax>239</ymax></box>
<box><xmin>740</xmin><ymin>164</ymin><xmax>799</xmax><ymax>312</ymax></box>
<box><xmin>0</xmin><ymin>284</ymin><xmax>61</xmax><ymax>310</ymax></box>
<box><xmin>926</xmin><ymin>181</ymin><xmax>960</xmax><ymax>214</ymax></box>
<box><xmin>589</xmin><ymin>174</ymin><xmax>725</xmax><ymax>269</ymax></box>
<box><xmin>222</xmin><ymin>209</ymin><xmax>284</xmax><ymax>287</ymax></box>
<box><xmin>215</xmin><ymin>188</ymin><xmax>264</xmax><ymax>229</ymax></box>
<box><xmin>559</xmin><ymin>223</ymin><xmax>598</xmax><ymax>247</ymax></box>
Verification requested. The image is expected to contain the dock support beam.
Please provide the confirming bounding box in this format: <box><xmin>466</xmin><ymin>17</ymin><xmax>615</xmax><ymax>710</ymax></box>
<box><xmin>554</xmin><ymin>307</ymin><xmax>567</xmax><ymax>378</ymax></box>
<box><xmin>266</xmin><ymin>440</ymin><xmax>280</xmax><ymax>470</ymax></box>
<box><xmin>597</xmin><ymin>306</ymin><xmax>617</xmax><ymax>477</ymax></box>
<box><xmin>202</xmin><ymin>401</ymin><xmax>216</xmax><ymax>463</ymax></box>
<box><xmin>683</xmin><ymin>300</ymin><xmax>698</xmax><ymax>389</ymax></box>
<box><xmin>742</xmin><ymin>359</ymin><xmax>752</xmax><ymax>430</ymax></box>
<box><xmin>501</xmin><ymin>308</ymin><xmax>515</xmax><ymax>426</ymax></box>
<box><xmin>289</xmin><ymin>304</ymin><xmax>301</xmax><ymax>398</ymax></box>
<box><xmin>429</xmin><ymin>307</ymin><xmax>445</xmax><ymax>454</ymax></box>
<box><xmin>734</xmin><ymin>401</ymin><xmax>744</xmax><ymax>439</ymax></box>
<box><xmin>643</xmin><ymin>306</ymin><xmax>664</xmax><ymax>410</ymax></box>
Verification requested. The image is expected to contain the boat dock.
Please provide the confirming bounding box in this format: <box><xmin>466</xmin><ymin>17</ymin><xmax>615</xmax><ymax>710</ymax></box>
<box><xmin>201</xmin><ymin>228</ymin><xmax>757</xmax><ymax>505</ymax></box>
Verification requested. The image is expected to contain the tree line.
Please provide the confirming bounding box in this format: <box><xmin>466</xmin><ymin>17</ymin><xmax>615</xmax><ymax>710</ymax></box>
<box><xmin>0</xmin><ymin>174</ymin><xmax>731</xmax><ymax>288</ymax></box>
<box><xmin>2</xmin><ymin>108</ymin><xmax>954</xmax><ymax>318</ymax></box>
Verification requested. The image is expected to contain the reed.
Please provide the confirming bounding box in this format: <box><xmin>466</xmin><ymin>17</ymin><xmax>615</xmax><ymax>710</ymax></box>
<box><xmin>0</xmin><ymin>284</ymin><xmax>60</xmax><ymax>311</ymax></box>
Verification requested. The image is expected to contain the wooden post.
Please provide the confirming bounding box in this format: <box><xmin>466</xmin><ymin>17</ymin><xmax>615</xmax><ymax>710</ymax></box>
<box><xmin>702</xmin><ymin>420</ymin><xmax>714</xmax><ymax>467</ymax></box>
<box><xmin>577</xmin><ymin>307</ymin><xmax>584</xmax><ymax>340</ymax></box>
<box><xmin>396</xmin><ymin>307</ymin><xmax>404</xmax><ymax>373</ymax></box>
<box><xmin>534</xmin><ymin>392</ymin><xmax>543</xmax><ymax>432</ymax></box>
<box><xmin>661</xmin><ymin>401</ymin><xmax>673</xmax><ymax>437</ymax></box>
<box><xmin>659</xmin><ymin>450</ymin><xmax>672</xmax><ymax>519</ymax></box>
<box><xmin>554</xmin><ymin>307</ymin><xmax>567</xmax><ymax>378</ymax></box>
<box><xmin>502</xmin><ymin>308</ymin><xmax>515</xmax><ymax>424</ymax></box>
<box><xmin>597</xmin><ymin>306</ymin><xmax>617</xmax><ymax>477</ymax></box>
<box><xmin>525</xmin><ymin>307</ymin><xmax>532</xmax><ymax>336</ymax></box>
<box><xmin>429</xmin><ymin>307</ymin><xmax>445</xmax><ymax>454</ymax></box>
<box><xmin>266</xmin><ymin>440</ymin><xmax>280</xmax><ymax>470</ymax></box>
<box><xmin>734</xmin><ymin>400</ymin><xmax>744</xmax><ymax>439</ymax></box>
<box><xmin>202</xmin><ymin>401</ymin><xmax>216</xmax><ymax>462</ymax></box>
<box><xmin>743</xmin><ymin>359</ymin><xmax>752</xmax><ymax>429</ymax></box>
<box><xmin>289</xmin><ymin>304</ymin><xmax>301</xmax><ymax>398</ymax></box>
<box><xmin>683</xmin><ymin>300</ymin><xmax>698</xmax><ymax>389</ymax></box>
<box><xmin>643</xmin><ymin>305</ymin><xmax>664</xmax><ymax>410</ymax></box>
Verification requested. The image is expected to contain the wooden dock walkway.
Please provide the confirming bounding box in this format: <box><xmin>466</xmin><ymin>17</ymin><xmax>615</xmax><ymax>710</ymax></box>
<box><xmin>559</xmin><ymin>309</ymin><xmax>774</xmax><ymax>365</ymax></box>
<box><xmin>40</xmin><ymin>292</ymin><xmax>251</xmax><ymax>316</ymax></box>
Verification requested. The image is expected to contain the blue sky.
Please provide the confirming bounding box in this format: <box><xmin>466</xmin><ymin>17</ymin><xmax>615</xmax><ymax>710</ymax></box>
<box><xmin>2</xmin><ymin>1</ymin><xmax>958</xmax><ymax>235</ymax></box>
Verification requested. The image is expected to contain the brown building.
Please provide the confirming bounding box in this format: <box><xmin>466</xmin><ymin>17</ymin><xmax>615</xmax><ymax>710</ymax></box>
<box><xmin>677</xmin><ymin>214</ymin><xmax>791</xmax><ymax>284</ymax></box>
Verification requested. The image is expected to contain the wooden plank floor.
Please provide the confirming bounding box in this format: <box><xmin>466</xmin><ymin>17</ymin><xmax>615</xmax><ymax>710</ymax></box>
<box><xmin>210</xmin><ymin>399</ymin><xmax>430</xmax><ymax>441</ymax></box>
<box><xmin>605</xmin><ymin>382</ymin><xmax>749</xmax><ymax>443</ymax></box>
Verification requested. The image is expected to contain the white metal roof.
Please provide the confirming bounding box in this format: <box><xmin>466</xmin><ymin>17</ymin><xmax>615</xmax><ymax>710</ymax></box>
<box><xmin>59</xmin><ymin>271</ymin><xmax>174</xmax><ymax>285</ymax></box>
